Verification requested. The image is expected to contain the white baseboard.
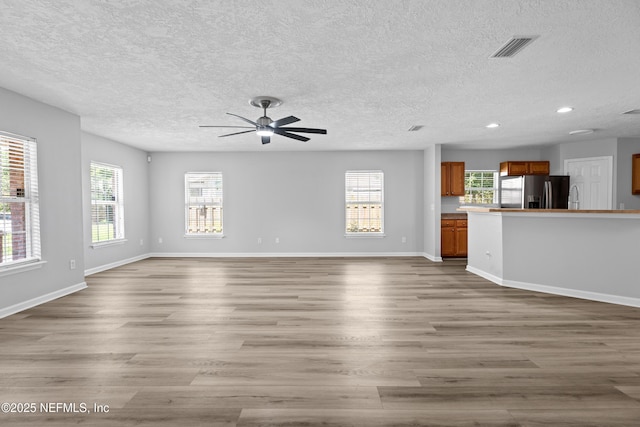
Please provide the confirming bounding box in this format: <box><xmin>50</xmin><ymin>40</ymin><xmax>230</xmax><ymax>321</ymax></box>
<box><xmin>148</xmin><ymin>252</ymin><xmax>423</xmax><ymax>258</ymax></box>
<box><xmin>466</xmin><ymin>265</ymin><xmax>640</xmax><ymax>309</ymax></box>
<box><xmin>466</xmin><ymin>265</ymin><xmax>504</xmax><ymax>285</ymax></box>
<box><xmin>84</xmin><ymin>253</ymin><xmax>151</xmax><ymax>276</ymax></box>
<box><xmin>0</xmin><ymin>282</ymin><xmax>87</xmax><ymax>319</ymax></box>
<box><xmin>422</xmin><ymin>253</ymin><xmax>443</xmax><ymax>262</ymax></box>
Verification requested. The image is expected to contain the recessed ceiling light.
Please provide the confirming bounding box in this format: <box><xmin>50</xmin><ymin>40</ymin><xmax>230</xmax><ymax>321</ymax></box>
<box><xmin>557</xmin><ymin>107</ymin><xmax>573</xmax><ymax>113</ymax></box>
<box><xmin>486</xmin><ymin>123</ymin><xmax>500</xmax><ymax>128</ymax></box>
<box><xmin>569</xmin><ymin>129</ymin><xmax>594</xmax><ymax>136</ymax></box>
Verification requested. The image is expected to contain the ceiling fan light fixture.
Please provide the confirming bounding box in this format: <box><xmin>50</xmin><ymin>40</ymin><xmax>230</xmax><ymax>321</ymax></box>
<box><xmin>256</xmin><ymin>126</ymin><xmax>274</xmax><ymax>136</ymax></box>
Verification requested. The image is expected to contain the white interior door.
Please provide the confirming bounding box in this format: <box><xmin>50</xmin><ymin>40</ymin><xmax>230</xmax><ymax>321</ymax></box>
<box><xmin>564</xmin><ymin>156</ymin><xmax>613</xmax><ymax>209</ymax></box>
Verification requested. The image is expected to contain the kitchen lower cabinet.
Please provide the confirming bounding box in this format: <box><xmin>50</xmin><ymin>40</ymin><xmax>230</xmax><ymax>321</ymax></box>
<box><xmin>441</xmin><ymin>218</ymin><xmax>467</xmax><ymax>257</ymax></box>
<box><xmin>455</xmin><ymin>225</ymin><xmax>468</xmax><ymax>256</ymax></box>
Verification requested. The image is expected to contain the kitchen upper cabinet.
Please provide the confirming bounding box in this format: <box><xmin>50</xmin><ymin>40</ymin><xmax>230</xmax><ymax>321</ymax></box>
<box><xmin>441</xmin><ymin>162</ymin><xmax>465</xmax><ymax>196</ymax></box>
<box><xmin>441</xmin><ymin>218</ymin><xmax>467</xmax><ymax>257</ymax></box>
<box><xmin>528</xmin><ymin>161</ymin><xmax>550</xmax><ymax>175</ymax></box>
<box><xmin>633</xmin><ymin>154</ymin><xmax>640</xmax><ymax>195</ymax></box>
<box><xmin>500</xmin><ymin>161</ymin><xmax>550</xmax><ymax>176</ymax></box>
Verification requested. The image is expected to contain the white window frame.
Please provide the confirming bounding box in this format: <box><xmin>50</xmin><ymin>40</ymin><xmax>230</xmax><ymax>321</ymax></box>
<box><xmin>184</xmin><ymin>172</ymin><xmax>223</xmax><ymax>238</ymax></box>
<box><xmin>345</xmin><ymin>170</ymin><xmax>385</xmax><ymax>237</ymax></box>
<box><xmin>463</xmin><ymin>170</ymin><xmax>499</xmax><ymax>206</ymax></box>
<box><xmin>0</xmin><ymin>131</ymin><xmax>42</xmax><ymax>272</ymax></box>
<box><xmin>90</xmin><ymin>161</ymin><xmax>125</xmax><ymax>246</ymax></box>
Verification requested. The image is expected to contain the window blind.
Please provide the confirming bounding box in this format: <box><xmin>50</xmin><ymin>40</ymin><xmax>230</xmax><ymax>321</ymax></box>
<box><xmin>0</xmin><ymin>131</ymin><xmax>41</xmax><ymax>267</ymax></box>
<box><xmin>185</xmin><ymin>173</ymin><xmax>223</xmax><ymax>235</ymax></box>
<box><xmin>90</xmin><ymin>162</ymin><xmax>124</xmax><ymax>243</ymax></box>
<box><xmin>345</xmin><ymin>170</ymin><xmax>384</xmax><ymax>234</ymax></box>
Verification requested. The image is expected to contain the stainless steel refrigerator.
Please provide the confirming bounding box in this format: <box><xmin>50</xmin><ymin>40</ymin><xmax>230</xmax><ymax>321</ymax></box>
<box><xmin>500</xmin><ymin>175</ymin><xmax>570</xmax><ymax>209</ymax></box>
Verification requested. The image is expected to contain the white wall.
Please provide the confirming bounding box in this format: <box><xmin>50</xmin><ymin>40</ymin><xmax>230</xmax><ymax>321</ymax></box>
<box><xmin>81</xmin><ymin>132</ymin><xmax>150</xmax><ymax>273</ymax></box>
<box><xmin>149</xmin><ymin>150</ymin><xmax>424</xmax><ymax>255</ymax></box>
<box><xmin>543</xmin><ymin>137</ymin><xmax>618</xmax><ymax>174</ymax></box>
<box><xmin>0</xmin><ymin>87</ymin><xmax>85</xmax><ymax>314</ymax></box>
<box><xmin>423</xmin><ymin>145</ymin><xmax>441</xmax><ymax>260</ymax></box>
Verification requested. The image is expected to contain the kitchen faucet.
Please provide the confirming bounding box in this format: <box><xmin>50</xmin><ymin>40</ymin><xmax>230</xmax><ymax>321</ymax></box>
<box><xmin>569</xmin><ymin>184</ymin><xmax>580</xmax><ymax>209</ymax></box>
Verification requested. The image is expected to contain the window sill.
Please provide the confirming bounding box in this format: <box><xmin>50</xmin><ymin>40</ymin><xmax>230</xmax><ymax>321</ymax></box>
<box><xmin>0</xmin><ymin>260</ymin><xmax>47</xmax><ymax>278</ymax></box>
<box><xmin>184</xmin><ymin>234</ymin><xmax>225</xmax><ymax>239</ymax></box>
<box><xmin>91</xmin><ymin>239</ymin><xmax>127</xmax><ymax>249</ymax></box>
<box><xmin>344</xmin><ymin>233</ymin><xmax>386</xmax><ymax>238</ymax></box>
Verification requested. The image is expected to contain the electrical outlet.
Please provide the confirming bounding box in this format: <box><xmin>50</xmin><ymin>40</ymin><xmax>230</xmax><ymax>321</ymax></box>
<box><xmin>401</xmin><ymin>236</ymin><xmax>407</xmax><ymax>243</ymax></box>
<box><xmin>158</xmin><ymin>237</ymin><xmax>163</xmax><ymax>244</ymax></box>
<box><xmin>139</xmin><ymin>238</ymin><xmax>144</xmax><ymax>246</ymax></box>
<box><xmin>69</xmin><ymin>259</ymin><xmax>76</xmax><ymax>270</ymax></box>
<box><xmin>275</xmin><ymin>237</ymin><xmax>280</xmax><ymax>244</ymax></box>
<box><xmin>257</xmin><ymin>237</ymin><xmax>262</xmax><ymax>244</ymax></box>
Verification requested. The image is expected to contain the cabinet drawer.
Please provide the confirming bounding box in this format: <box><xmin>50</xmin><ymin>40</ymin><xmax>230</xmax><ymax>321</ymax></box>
<box><xmin>456</xmin><ymin>220</ymin><xmax>467</xmax><ymax>227</ymax></box>
<box><xmin>441</xmin><ymin>219</ymin><xmax>456</xmax><ymax>227</ymax></box>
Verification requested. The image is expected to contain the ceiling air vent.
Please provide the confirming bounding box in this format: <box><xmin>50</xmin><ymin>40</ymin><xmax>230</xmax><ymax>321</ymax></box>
<box><xmin>407</xmin><ymin>125</ymin><xmax>423</xmax><ymax>132</ymax></box>
<box><xmin>491</xmin><ymin>36</ymin><xmax>539</xmax><ymax>58</ymax></box>
<box><xmin>622</xmin><ymin>109</ymin><xmax>640</xmax><ymax>115</ymax></box>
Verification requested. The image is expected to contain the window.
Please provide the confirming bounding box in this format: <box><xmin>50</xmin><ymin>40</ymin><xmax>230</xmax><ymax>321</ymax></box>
<box><xmin>0</xmin><ymin>131</ymin><xmax>41</xmax><ymax>268</ymax></box>
<box><xmin>345</xmin><ymin>170</ymin><xmax>384</xmax><ymax>235</ymax></box>
<box><xmin>90</xmin><ymin>162</ymin><xmax>124</xmax><ymax>244</ymax></box>
<box><xmin>185</xmin><ymin>173</ymin><xmax>223</xmax><ymax>236</ymax></box>
<box><xmin>463</xmin><ymin>170</ymin><xmax>499</xmax><ymax>205</ymax></box>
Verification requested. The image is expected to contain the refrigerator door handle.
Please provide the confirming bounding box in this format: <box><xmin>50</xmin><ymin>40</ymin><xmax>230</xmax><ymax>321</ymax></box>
<box><xmin>548</xmin><ymin>182</ymin><xmax>553</xmax><ymax>209</ymax></box>
<box><xmin>542</xmin><ymin>181</ymin><xmax>552</xmax><ymax>209</ymax></box>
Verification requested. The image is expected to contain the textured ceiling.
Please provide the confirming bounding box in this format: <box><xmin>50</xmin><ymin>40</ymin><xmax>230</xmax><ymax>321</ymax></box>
<box><xmin>1</xmin><ymin>0</ymin><xmax>640</xmax><ymax>151</ymax></box>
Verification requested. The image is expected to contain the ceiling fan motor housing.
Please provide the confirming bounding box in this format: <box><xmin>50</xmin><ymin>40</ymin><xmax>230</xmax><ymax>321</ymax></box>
<box><xmin>257</xmin><ymin>116</ymin><xmax>272</xmax><ymax>126</ymax></box>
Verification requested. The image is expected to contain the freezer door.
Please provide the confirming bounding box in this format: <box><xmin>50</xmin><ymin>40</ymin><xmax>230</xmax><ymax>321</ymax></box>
<box><xmin>500</xmin><ymin>176</ymin><xmax>524</xmax><ymax>208</ymax></box>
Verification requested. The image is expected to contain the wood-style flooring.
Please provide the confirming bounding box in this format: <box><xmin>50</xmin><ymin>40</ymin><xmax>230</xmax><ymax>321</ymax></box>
<box><xmin>2</xmin><ymin>257</ymin><xmax>640</xmax><ymax>426</ymax></box>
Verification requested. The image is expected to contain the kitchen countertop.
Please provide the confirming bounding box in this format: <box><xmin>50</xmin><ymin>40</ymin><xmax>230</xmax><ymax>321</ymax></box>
<box><xmin>459</xmin><ymin>207</ymin><xmax>640</xmax><ymax>214</ymax></box>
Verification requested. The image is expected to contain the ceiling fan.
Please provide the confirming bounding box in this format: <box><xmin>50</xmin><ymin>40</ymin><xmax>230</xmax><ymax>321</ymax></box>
<box><xmin>200</xmin><ymin>96</ymin><xmax>327</xmax><ymax>145</ymax></box>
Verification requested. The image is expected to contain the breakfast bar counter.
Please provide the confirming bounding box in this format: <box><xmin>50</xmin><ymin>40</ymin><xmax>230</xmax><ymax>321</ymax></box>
<box><xmin>460</xmin><ymin>207</ymin><xmax>640</xmax><ymax>307</ymax></box>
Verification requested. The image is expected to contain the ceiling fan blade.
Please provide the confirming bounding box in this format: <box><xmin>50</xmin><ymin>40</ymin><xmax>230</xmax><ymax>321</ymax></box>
<box><xmin>270</xmin><ymin>115</ymin><xmax>300</xmax><ymax>128</ymax></box>
<box><xmin>199</xmin><ymin>125</ymin><xmax>254</xmax><ymax>128</ymax></box>
<box><xmin>273</xmin><ymin>128</ymin><xmax>310</xmax><ymax>142</ymax></box>
<box><xmin>218</xmin><ymin>130</ymin><xmax>255</xmax><ymax>138</ymax></box>
<box><xmin>226</xmin><ymin>112</ymin><xmax>258</xmax><ymax>126</ymax></box>
<box><xmin>277</xmin><ymin>127</ymin><xmax>327</xmax><ymax>134</ymax></box>
<box><xmin>261</xmin><ymin>136</ymin><xmax>271</xmax><ymax>145</ymax></box>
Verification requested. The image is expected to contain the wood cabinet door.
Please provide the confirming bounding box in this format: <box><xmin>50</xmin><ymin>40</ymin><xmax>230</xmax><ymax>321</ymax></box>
<box><xmin>449</xmin><ymin>162</ymin><xmax>465</xmax><ymax>196</ymax></box>
<box><xmin>441</xmin><ymin>225</ymin><xmax>456</xmax><ymax>256</ymax></box>
<box><xmin>508</xmin><ymin>162</ymin><xmax>528</xmax><ymax>175</ymax></box>
<box><xmin>455</xmin><ymin>227</ymin><xmax>468</xmax><ymax>256</ymax></box>
<box><xmin>633</xmin><ymin>154</ymin><xmax>640</xmax><ymax>195</ymax></box>
<box><xmin>441</xmin><ymin>163</ymin><xmax>449</xmax><ymax>195</ymax></box>
<box><xmin>528</xmin><ymin>161</ymin><xmax>550</xmax><ymax>175</ymax></box>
